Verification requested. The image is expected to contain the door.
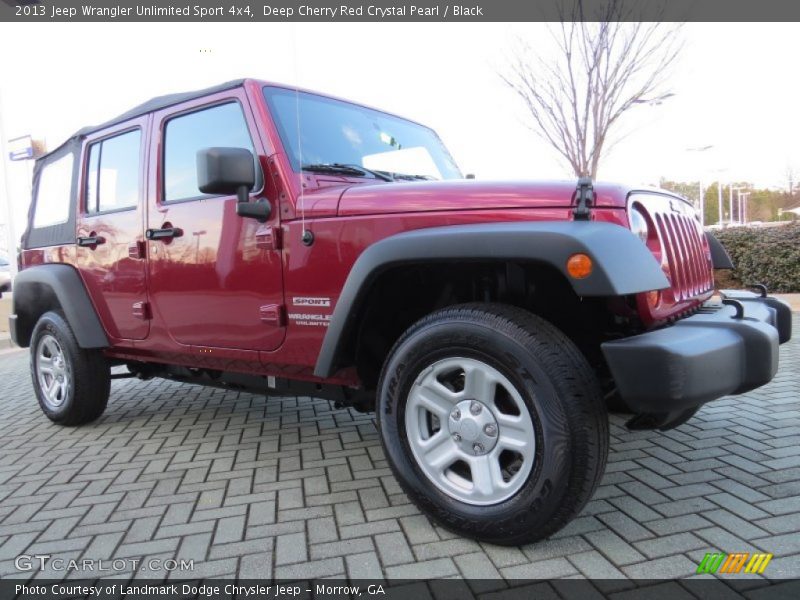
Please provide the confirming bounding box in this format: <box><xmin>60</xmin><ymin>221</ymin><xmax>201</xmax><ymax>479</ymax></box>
<box><xmin>75</xmin><ymin>119</ymin><xmax>149</xmax><ymax>340</ymax></box>
<box><xmin>146</xmin><ymin>90</ymin><xmax>285</xmax><ymax>351</ymax></box>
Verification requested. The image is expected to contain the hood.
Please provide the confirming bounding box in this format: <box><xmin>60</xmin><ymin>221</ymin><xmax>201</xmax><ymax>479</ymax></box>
<box><xmin>336</xmin><ymin>179</ymin><xmax>631</xmax><ymax>216</ymax></box>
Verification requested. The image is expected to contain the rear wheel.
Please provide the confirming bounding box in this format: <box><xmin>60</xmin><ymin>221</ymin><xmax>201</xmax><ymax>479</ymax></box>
<box><xmin>377</xmin><ymin>303</ymin><xmax>608</xmax><ymax>545</ymax></box>
<box><xmin>30</xmin><ymin>311</ymin><xmax>110</xmax><ymax>425</ymax></box>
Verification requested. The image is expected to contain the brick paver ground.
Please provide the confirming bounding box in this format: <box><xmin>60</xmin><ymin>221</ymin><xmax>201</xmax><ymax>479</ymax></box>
<box><xmin>0</xmin><ymin>317</ymin><xmax>797</xmax><ymax>587</ymax></box>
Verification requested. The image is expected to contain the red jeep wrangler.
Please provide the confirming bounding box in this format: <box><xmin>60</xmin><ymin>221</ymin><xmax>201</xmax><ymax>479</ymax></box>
<box><xmin>10</xmin><ymin>79</ymin><xmax>791</xmax><ymax>545</ymax></box>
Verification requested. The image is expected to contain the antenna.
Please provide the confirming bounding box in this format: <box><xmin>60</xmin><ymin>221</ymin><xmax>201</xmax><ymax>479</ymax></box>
<box><xmin>291</xmin><ymin>24</ymin><xmax>310</xmax><ymax>245</ymax></box>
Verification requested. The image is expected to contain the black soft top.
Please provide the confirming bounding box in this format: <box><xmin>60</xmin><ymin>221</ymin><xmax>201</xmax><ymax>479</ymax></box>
<box><xmin>24</xmin><ymin>79</ymin><xmax>247</xmax><ymax>250</ymax></box>
<box><xmin>48</xmin><ymin>78</ymin><xmax>247</xmax><ymax>159</ymax></box>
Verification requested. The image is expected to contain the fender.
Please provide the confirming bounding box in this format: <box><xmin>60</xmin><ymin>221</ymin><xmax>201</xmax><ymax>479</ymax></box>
<box><xmin>314</xmin><ymin>221</ymin><xmax>670</xmax><ymax>377</ymax></box>
<box><xmin>10</xmin><ymin>264</ymin><xmax>109</xmax><ymax>349</ymax></box>
<box><xmin>705</xmin><ymin>232</ymin><xmax>734</xmax><ymax>269</ymax></box>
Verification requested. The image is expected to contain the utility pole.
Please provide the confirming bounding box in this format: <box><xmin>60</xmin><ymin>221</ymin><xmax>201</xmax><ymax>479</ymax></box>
<box><xmin>718</xmin><ymin>180</ymin><xmax>723</xmax><ymax>226</ymax></box>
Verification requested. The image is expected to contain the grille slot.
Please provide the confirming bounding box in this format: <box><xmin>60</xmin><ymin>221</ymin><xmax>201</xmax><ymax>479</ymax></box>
<box><xmin>653</xmin><ymin>211</ymin><xmax>713</xmax><ymax>301</ymax></box>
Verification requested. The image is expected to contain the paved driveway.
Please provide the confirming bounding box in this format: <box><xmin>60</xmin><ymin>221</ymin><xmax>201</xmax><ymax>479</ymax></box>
<box><xmin>0</xmin><ymin>317</ymin><xmax>798</xmax><ymax>589</ymax></box>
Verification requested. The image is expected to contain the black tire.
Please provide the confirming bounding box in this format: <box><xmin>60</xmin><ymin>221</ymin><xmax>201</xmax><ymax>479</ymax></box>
<box><xmin>377</xmin><ymin>303</ymin><xmax>608</xmax><ymax>545</ymax></box>
<box><xmin>30</xmin><ymin>311</ymin><xmax>110</xmax><ymax>425</ymax></box>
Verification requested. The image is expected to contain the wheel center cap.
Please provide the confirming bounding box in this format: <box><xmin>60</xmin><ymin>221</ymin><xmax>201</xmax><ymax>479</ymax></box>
<box><xmin>460</xmin><ymin>420</ymin><xmax>479</xmax><ymax>441</ymax></box>
<box><xmin>448</xmin><ymin>399</ymin><xmax>498</xmax><ymax>455</ymax></box>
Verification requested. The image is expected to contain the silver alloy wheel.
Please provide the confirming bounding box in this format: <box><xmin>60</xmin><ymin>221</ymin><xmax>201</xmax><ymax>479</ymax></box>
<box><xmin>36</xmin><ymin>334</ymin><xmax>70</xmax><ymax>410</ymax></box>
<box><xmin>405</xmin><ymin>357</ymin><xmax>536</xmax><ymax>505</ymax></box>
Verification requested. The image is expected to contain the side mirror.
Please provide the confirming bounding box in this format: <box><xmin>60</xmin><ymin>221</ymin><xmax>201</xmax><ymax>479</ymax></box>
<box><xmin>197</xmin><ymin>147</ymin><xmax>270</xmax><ymax>222</ymax></box>
<box><xmin>197</xmin><ymin>147</ymin><xmax>255</xmax><ymax>203</ymax></box>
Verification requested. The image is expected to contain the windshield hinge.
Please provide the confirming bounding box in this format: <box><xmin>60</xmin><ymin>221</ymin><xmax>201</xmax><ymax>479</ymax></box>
<box><xmin>573</xmin><ymin>177</ymin><xmax>594</xmax><ymax>221</ymax></box>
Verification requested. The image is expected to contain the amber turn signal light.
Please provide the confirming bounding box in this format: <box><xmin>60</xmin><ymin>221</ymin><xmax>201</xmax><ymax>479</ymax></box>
<box><xmin>566</xmin><ymin>253</ymin><xmax>593</xmax><ymax>279</ymax></box>
<box><xmin>646</xmin><ymin>290</ymin><xmax>661</xmax><ymax>308</ymax></box>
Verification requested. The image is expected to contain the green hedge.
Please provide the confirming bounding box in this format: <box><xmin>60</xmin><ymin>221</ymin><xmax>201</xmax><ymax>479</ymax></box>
<box><xmin>712</xmin><ymin>222</ymin><xmax>800</xmax><ymax>293</ymax></box>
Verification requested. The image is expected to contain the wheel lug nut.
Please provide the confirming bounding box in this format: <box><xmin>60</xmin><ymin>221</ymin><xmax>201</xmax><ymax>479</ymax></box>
<box><xmin>473</xmin><ymin>443</ymin><xmax>484</xmax><ymax>454</ymax></box>
<box><xmin>484</xmin><ymin>424</ymin><xmax>497</xmax><ymax>437</ymax></box>
<box><xmin>452</xmin><ymin>433</ymin><xmax>461</xmax><ymax>442</ymax></box>
<box><xmin>470</xmin><ymin>401</ymin><xmax>482</xmax><ymax>415</ymax></box>
<box><xmin>451</xmin><ymin>408</ymin><xmax>461</xmax><ymax>421</ymax></box>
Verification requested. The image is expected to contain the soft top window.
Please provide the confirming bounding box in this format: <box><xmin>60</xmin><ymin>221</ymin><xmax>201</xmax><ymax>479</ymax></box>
<box><xmin>33</xmin><ymin>153</ymin><xmax>73</xmax><ymax>228</ymax></box>
<box><xmin>86</xmin><ymin>129</ymin><xmax>141</xmax><ymax>214</ymax></box>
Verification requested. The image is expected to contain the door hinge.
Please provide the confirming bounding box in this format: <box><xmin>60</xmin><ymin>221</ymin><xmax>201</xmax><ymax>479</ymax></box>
<box><xmin>256</xmin><ymin>226</ymin><xmax>282</xmax><ymax>250</ymax></box>
<box><xmin>132</xmin><ymin>301</ymin><xmax>151</xmax><ymax>320</ymax></box>
<box><xmin>259</xmin><ymin>304</ymin><xmax>285</xmax><ymax>327</ymax></box>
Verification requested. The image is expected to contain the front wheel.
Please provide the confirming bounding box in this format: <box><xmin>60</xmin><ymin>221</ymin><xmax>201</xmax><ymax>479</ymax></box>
<box><xmin>377</xmin><ymin>303</ymin><xmax>608</xmax><ymax>545</ymax></box>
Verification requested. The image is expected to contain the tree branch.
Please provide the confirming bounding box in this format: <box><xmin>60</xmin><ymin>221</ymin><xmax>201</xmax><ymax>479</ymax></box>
<box><xmin>500</xmin><ymin>0</ymin><xmax>684</xmax><ymax>179</ymax></box>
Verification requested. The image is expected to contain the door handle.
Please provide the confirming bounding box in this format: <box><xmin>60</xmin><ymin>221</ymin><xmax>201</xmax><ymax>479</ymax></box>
<box><xmin>77</xmin><ymin>235</ymin><xmax>106</xmax><ymax>248</ymax></box>
<box><xmin>146</xmin><ymin>227</ymin><xmax>183</xmax><ymax>241</ymax></box>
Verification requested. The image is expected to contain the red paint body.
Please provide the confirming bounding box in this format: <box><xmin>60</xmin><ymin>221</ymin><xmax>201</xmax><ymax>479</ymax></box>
<box><xmin>20</xmin><ymin>79</ymin><xmax>713</xmax><ymax>387</ymax></box>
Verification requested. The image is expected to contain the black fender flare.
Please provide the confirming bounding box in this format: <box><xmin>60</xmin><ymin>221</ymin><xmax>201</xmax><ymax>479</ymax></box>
<box><xmin>314</xmin><ymin>221</ymin><xmax>669</xmax><ymax>377</ymax></box>
<box><xmin>705</xmin><ymin>232</ymin><xmax>734</xmax><ymax>269</ymax></box>
<box><xmin>10</xmin><ymin>264</ymin><xmax>109</xmax><ymax>349</ymax></box>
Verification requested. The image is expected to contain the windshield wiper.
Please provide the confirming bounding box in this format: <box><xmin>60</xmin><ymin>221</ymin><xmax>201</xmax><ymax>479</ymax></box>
<box><xmin>390</xmin><ymin>173</ymin><xmax>437</xmax><ymax>181</ymax></box>
<box><xmin>302</xmin><ymin>163</ymin><xmax>394</xmax><ymax>182</ymax></box>
<box><xmin>302</xmin><ymin>163</ymin><xmax>364</xmax><ymax>176</ymax></box>
<box><xmin>332</xmin><ymin>163</ymin><xmax>394</xmax><ymax>182</ymax></box>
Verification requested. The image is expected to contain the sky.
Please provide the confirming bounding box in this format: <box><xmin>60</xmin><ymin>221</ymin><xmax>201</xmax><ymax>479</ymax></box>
<box><xmin>1</xmin><ymin>21</ymin><xmax>799</xmax><ymax>246</ymax></box>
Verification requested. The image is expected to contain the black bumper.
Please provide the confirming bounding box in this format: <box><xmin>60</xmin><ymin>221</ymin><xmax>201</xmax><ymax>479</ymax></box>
<box><xmin>602</xmin><ymin>292</ymin><xmax>792</xmax><ymax>414</ymax></box>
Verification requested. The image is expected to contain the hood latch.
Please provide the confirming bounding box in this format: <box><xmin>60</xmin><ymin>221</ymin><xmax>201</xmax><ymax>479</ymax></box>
<box><xmin>573</xmin><ymin>177</ymin><xmax>594</xmax><ymax>221</ymax></box>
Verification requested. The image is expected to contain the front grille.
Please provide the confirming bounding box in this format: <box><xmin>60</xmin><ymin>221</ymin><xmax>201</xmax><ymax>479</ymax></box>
<box><xmin>654</xmin><ymin>212</ymin><xmax>713</xmax><ymax>301</ymax></box>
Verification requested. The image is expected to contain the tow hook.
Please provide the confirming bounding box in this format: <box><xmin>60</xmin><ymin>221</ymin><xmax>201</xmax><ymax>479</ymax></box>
<box><xmin>721</xmin><ymin>298</ymin><xmax>745</xmax><ymax>319</ymax></box>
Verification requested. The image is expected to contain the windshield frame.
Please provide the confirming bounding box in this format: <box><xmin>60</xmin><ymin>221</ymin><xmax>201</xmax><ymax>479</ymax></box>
<box><xmin>262</xmin><ymin>85</ymin><xmax>462</xmax><ymax>181</ymax></box>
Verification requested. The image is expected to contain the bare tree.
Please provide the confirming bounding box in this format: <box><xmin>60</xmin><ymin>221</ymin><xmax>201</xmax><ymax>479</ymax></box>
<box><xmin>501</xmin><ymin>1</ymin><xmax>683</xmax><ymax>179</ymax></box>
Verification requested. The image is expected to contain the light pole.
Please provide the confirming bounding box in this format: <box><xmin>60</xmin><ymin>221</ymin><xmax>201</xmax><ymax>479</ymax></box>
<box><xmin>740</xmin><ymin>191</ymin><xmax>750</xmax><ymax>224</ymax></box>
<box><xmin>703</xmin><ymin>167</ymin><xmax>730</xmax><ymax>228</ymax></box>
<box><xmin>686</xmin><ymin>145</ymin><xmax>714</xmax><ymax>226</ymax></box>
<box><xmin>729</xmin><ymin>186</ymin><xmax>749</xmax><ymax>225</ymax></box>
<box><xmin>193</xmin><ymin>230</ymin><xmax>207</xmax><ymax>262</ymax></box>
<box><xmin>633</xmin><ymin>93</ymin><xmax>677</xmax><ymax>107</ymax></box>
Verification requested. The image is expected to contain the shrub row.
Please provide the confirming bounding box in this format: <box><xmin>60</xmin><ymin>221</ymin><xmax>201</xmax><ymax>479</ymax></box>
<box><xmin>711</xmin><ymin>222</ymin><xmax>800</xmax><ymax>293</ymax></box>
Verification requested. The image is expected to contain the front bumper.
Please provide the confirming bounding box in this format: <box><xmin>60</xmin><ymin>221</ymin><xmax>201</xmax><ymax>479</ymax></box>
<box><xmin>602</xmin><ymin>291</ymin><xmax>792</xmax><ymax>415</ymax></box>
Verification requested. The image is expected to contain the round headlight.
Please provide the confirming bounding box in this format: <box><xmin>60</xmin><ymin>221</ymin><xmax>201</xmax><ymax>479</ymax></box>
<box><xmin>629</xmin><ymin>207</ymin><xmax>649</xmax><ymax>244</ymax></box>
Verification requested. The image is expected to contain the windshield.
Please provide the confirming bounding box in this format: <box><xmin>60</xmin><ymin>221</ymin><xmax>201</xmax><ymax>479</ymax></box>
<box><xmin>263</xmin><ymin>87</ymin><xmax>462</xmax><ymax>181</ymax></box>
